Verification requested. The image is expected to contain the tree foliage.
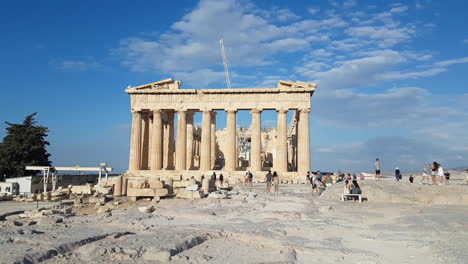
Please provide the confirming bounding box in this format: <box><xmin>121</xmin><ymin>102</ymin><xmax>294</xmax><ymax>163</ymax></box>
<box><xmin>0</xmin><ymin>113</ymin><xmax>51</xmax><ymax>178</ymax></box>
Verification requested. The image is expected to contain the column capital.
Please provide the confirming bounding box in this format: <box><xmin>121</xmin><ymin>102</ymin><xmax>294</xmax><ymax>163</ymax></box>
<box><xmin>251</xmin><ymin>108</ymin><xmax>263</xmax><ymax>114</ymax></box>
<box><xmin>276</xmin><ymin>108</ymin><xmax>288</xmax><ymax>114</ymax></box>
<box><xmin>299</xmin><ymin>108</ymin><xmax>311</xmax><ymax>114</ymax></box>
<box><xmin>131</xmin><ymin>109</ymin><xmax>142</xmax><ymax>114</ymax></box>
<box><xmin>175</xmin><ymin>108</ymin><xmax>187</xmax><ymax>113</ymax></box>
<box><xmin>226</xmin><ymin>109</ymin><xmax>237</xmax><ymax>114</ymax></box>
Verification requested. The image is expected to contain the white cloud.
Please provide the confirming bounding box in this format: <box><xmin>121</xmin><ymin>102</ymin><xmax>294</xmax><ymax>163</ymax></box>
<box><xmin>51</xmin><ymin>59</ymin><xmax>100</xmax><ymax>71</ymax></box>
<box><xmin>307</xmin><ymin>8</ymin><xmax>320</xmax><ymax>15</ymax></box>
<box><xmin>377</xmin><ymin>67</ymin><xmax>446</xmax><ymax>80</ymax></box>
<box><xmin>435</xmin><ymin>56</ymin><xmax>468</xmax><ymax>67</ymax></box>
<box><xmin>463</xmin><ymin>39</ymin><xmax>468</xmax><ymax>44</ymax></box>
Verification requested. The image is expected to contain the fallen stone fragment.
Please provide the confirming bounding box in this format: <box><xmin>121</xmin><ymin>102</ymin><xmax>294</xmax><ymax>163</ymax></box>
<box><xmin>138</xmin><ymin>206</ymin><xmax>155</xmax><ymax>213</ymax></box>
<box><xmin>208</xmin><ymin>191</ymin><xmax>228</xmax><ymax>199</ymax></box>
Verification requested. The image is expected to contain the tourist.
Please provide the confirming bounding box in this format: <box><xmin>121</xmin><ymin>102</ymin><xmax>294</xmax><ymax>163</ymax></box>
<box><xmin>444</xmin><ymin>171</ymin><xmax>450</xmax><ymax>185</ymax></box>
<box><xmin>409</xmin><ymin>174</ymin><xmax>414</xmax><ymax>183</ymax></box>
<box><xmin>438</xmin><ymin>163</ymin><xmax>444</xmax><ymax>185</ymax></box>
<box><xmin>272</xmin><ymin>171</ymin><xmax>279</xmax><ymax>194</ymax></box>
<box><xmin>265</xmin><ymin>170</ymin><xmax>272</xmax><ymax>192</ymax></box>
<box><xmin>420</xmin><ymin>164</ymin><xmax>429</xmax><ymax>184</ymax></box>
<box><xmin>431</xmin><ymin>162</ymin><xmax>438</xmax><ymax>185</ymax></box>
<box><xmin>374</xmin><ymin>158</ymin><xmax>381</xmax><ymax>181</ymax></box>
<box><xmin>306</xmin><ymin>171</ymin><xmax>311</xmax><ymax>184</ymax></box>
<box><xmin>312</xmin><ymin>175</ymin><xmax>321</xmax><ymax>195</ymax></box>
<box><xmin>248</xmin><ymin>171</ymin><xmax>253</xmax><ymax>190</ymax></box>
<box><xmin>343</xmin><ymin>180</ymin><xmax>351</xmax><ymax>194</ymax></box>
<box><xmin>346</xmin><ymin>173</ymin><xmax>352</xmax><ymax>180</ymax></box>
<box><xmin>352</xmin><ymin>172</ymin><xmax>357</xmax><ymax>180</ymax></box>
<box><xmin>244</xmin><ymin>172</ymin><xmax>249</xmax><ymax>189</ymax></box>
<box><xmin>351</xmin><ymin>180</ymin><xmax>362</xmax><ymax>195</ymax></box>
<box><xmin>395</xmin><ymin>167</ymin><xmax>401</xmax><ymax>182</ymax></box>
<box><xmin>325</xmin><ymin>175</ymin><xmax>332</xmax><ymax>187</ymax></box>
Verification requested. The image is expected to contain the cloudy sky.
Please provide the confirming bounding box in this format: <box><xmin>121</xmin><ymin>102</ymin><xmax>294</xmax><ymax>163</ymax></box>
<box><xmin>1</xmin><ymin>0</ymin><xmax>467</xmax><ymax>173</ymax></box>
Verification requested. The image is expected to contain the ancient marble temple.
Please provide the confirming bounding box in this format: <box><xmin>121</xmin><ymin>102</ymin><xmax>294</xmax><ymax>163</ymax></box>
<box><xmin>126</xmin><ymin>79</ymin><xmax>316</xmax><ymax>179</ymax></box>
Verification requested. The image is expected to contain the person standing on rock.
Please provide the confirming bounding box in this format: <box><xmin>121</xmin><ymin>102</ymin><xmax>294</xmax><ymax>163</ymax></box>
<box><xmin>266</xmin><ymin>170</ymin><xmax>272</xmax><ymax>192</ymax></box>
<box><xmin>272</xmin><ymin>171</ymin><xmax>279</xmax><ymax>194</ymax></box>
<box><xmin>374</xmin><ymin>158</ymin><xmax>381</xmax><ymax>181</ymax></box>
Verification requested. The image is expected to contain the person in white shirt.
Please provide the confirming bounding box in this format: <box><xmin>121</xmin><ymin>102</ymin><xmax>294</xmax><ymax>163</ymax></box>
<box><xmin>437</xmin><ymin>164</ymin><xmax>444</xmax><ymax>185</ymax></box>
<box><xmin>420</xmin><ymin>164</ymin><xmax>429</xmax><ymax>184</ymax></box>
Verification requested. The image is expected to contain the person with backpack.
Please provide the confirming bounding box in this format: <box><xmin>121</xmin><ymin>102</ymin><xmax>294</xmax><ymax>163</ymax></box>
<box><xmin>395</xmin><ymin>167</ymin><xmax>401</xmax><ymax>182</ymax></box>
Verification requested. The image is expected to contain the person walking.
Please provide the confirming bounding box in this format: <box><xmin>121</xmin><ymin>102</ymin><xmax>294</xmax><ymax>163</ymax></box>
<box><xmin>374</xmin><ymin>158</ymin><xmax>381</xmax><ymax>181</ymax></box>
<box><xmin>248</xmin><ymin>171</ymin><xmax>253</xmax><ymax>190</ymax></box>
<box><xmin>272</xmin><ymin>171</ymin><xmax>279</xmax><ymax>194</ymax></box>
<box><xmin>265</xmin><ymin>170</ymin><xmax>272</xmax><ymax>192</ymax></box>
<box><xmin>420</xmin><ymin>164</ymin><xmax>429</xmax><ymax>184</ymax></box>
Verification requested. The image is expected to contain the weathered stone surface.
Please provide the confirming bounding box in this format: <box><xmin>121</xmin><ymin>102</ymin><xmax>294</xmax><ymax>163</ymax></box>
<box><xmin>71</xmin><ymin>185</ymin><xmax>93</xmax><ymax>195</ymax></box>
<box><xmin>185</xmin><ymin>184</ymin><xmax>198</xmax><ymax>191</ymax></box>
<box><xmin>127</xmin><ymin>187</ymin><xmax>169</xmax><ymax>198</ymax></box>
<box><xmin>94</xmin><ymin>186</ymin><xmax>112</xmax><ymax>195</ymax></box>
<box><xmin>148</xmin><ymin>179</ymin><xmax>164</xmax><ymax>189</ymax></box>
<box><xmin>176</xmin><ymin>189</ymin><xmax>204</xmax><ymax>199</ymax></box>
<box><xmin>138</xmin><ymin>206</ymin><xmax>155</xmax><ymax>213</ymax></box>
<box><xmin>208</xmin><ymin>191</ymin><xmax>227</xmax><ymax>199</ymax></box>
<box><xmin>97</xmin><ymin>206</ymin><xmax>111</xmax><ymax>214</ymax></box>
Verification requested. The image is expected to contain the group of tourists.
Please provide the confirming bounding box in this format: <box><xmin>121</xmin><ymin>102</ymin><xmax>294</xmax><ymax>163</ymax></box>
<box><xmin>420</xmin><ymin>162</ymin><xmax>450</xmax><ymax>185</ymax></box>
<box><xmin>343</xmin><ymin>179</ymin><xmax>362</xmax><ymax>195</ymax></box>
<box><xmin>265</xmin><ymin>170</ymin><xmax>279</xmax><ymax>193</ymax></box>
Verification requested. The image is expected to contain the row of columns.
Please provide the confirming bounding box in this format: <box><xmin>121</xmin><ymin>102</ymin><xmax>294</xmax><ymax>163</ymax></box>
<box><xmin>129</xmin><ymin>108</ymin><xmax>311</xmax><ymax>174</ymax></box>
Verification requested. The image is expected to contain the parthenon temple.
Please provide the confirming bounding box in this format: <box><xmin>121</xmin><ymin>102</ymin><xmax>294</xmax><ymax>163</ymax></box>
<box><xmin>125</xmin><ymin>79</ymin><xmax>316</xmax><ymax>181</ymax></box>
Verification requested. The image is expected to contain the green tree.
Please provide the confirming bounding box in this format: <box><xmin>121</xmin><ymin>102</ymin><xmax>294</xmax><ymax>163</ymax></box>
<box><xmin>0</xmin><ymin>113</ymin><xmax>51</xmax><ymax>178</ymax></box>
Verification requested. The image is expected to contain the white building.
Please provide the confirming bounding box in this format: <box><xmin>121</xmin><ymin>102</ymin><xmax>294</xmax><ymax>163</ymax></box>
<box><xmin>4</xmin><ymin>174</ymin><xmax>100</xmax><ymax>195</ymax></box>
<box><xmin>0</xmin><ymin>182</ymin><xmax>20</xmax><ymax>195</ymax></box>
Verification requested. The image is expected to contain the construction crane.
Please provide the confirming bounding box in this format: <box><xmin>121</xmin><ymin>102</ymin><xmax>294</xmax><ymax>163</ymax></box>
<box><xmin>219</xmin><ymin>39</ymin><xmax>232</xmax><ymax>89</ymax></box>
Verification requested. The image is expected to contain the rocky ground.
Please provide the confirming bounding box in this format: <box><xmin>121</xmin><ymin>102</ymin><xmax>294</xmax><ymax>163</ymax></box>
<box><xmin>1</xmin><ymin>171</ymin><xmax>467</xmax><ymax>264</ymax></box>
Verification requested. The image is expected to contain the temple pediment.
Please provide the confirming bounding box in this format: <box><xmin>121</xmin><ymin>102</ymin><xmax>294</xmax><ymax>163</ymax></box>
<box><xmin>127</xmin><ymin>78</ymin><xmax>181</xmax><ymax>91</ymax></box>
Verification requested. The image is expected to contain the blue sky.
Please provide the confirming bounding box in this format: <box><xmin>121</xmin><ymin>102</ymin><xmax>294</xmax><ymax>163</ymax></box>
<box><xmin>1</xmin><ymin>0</ymin><xmax>467</xmax><ymax>173</ymax></box>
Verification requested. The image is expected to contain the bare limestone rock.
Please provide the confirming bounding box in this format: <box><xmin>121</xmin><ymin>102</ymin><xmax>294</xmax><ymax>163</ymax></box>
<box><xmin>138</xmin><ymin>206</ymin><xmax>155</xmax><ymax>213</ymax></box>
<box><xmin>208</xmin><ymin>191</ymin><xmax>228</xmax><ymax>199</ymax></box>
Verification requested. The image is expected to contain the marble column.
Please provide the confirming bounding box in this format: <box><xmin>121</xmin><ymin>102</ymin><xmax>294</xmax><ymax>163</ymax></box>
<box><xmin>186</xmin><ymin>111</ymin><xmax>194</xmax><ymax>169</ymax></box>
<box><xmin>150</xmin><ymin>109</ymin><xmax>163</xmax><ymax>170</ymax></box>
<box><xmin>129</xmin><ymin>110</ymin><xmax>142</xmax><ymax>171</ymax></box>
<box><xmin>175</xmin><ymin>110</ymin><xmax>187</xmax><ymax>170</ymax></box>
<box><xmin>200</xmin><ymin>110</ymin><xmax>211</xmax><ymax>170</ymax></box>
<box><xmin>163</xmin><ymin>111</ymin><xmax>175</xmax><ymax>170</ymax></box>
<box><xmin>210</xmin><ymin>112</ymin><xmax>217</xmax><ymax>169</ymax></box>
<box><xmin>298</xmin><ymin>108</ymin><xmax>311</xmax><ymax>174</ymax></box>
<box><xmin>225</xmin><ymin>110</ymin><xmax>237</xmax><ymax>171</ymax></box>
<box><xmin>276</xmin><ymin>109</ymin><xmax>288</xmax><ymax>173</ymax></box>
<box><xmin>140</xmin><ymin>112</ymin><xmax>150</xmax><ymax>169</ymax></box>
<box><xmin>250</xmin><ymin>108</ymin><xmax>262</xmax><ymax>171</ymax></box>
